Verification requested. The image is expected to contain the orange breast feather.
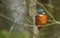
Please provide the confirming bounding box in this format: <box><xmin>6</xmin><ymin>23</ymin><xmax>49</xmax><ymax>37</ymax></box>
<box><xmin>35</xmin><ymin>14</ymin><xmax>47</xmax><ymax>26</ymax></box>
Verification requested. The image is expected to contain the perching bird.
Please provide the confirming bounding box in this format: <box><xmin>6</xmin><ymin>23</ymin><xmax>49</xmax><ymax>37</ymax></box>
<box><xmin>35</xmin><ymin>8</ymin><xmax>48</xmax><ymax>31</ymax></box>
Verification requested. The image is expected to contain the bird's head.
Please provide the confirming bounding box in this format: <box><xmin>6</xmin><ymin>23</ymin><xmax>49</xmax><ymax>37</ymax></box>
<box><xmin>38</xmin><ymin>8</ymin><xmax>45</xmax><ymax>14</ymax></box>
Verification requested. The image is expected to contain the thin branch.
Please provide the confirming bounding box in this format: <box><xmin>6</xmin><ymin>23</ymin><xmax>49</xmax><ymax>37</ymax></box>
<box><xmin>48</xmin><ymin>20</ymin><xmax>54</xmax><ymax>22</ymax></box>
<box><xmin>45</xmin><ymin>23</ymin><xmax>56</xmax><ymax>27</ymax></box>
<box><xmin>21</xmin><ymin>13</ymin><xmax>33</xmax><ymax>24</ymax></box>
<box><xmin>0</xmin><ymin>13</ymin><xmax>13</xmax><ymax>22</ymax></box>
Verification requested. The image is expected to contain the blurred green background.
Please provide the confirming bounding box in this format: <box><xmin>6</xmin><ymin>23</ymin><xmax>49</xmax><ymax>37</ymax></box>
<box><xmin>0</xmin><ymin>0</ymin><xmax>60</xmax><ymax>38</ymax></box>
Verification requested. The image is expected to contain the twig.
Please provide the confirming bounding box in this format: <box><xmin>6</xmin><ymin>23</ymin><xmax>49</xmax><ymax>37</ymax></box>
<box><xmin>48</xmin><ymin>20</ymin><xmax>54</xmax><ymax>22</ymax></box>
<box><xmin>0</xmin><ymin>13</ymin><xmax>13</xmax><ymax>22</ymax></box>
<box><xmin>45</xmin><ymin>23</ymin><xmax>56</xmax><ymax>27</ymax></box>
<box><xmin>21</xmin><ymin>13</ymin><xmax>33</xmax><ymax>24</ymax></box>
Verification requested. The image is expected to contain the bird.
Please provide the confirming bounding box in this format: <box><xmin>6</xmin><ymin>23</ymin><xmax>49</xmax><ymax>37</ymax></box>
<box><xmin>35</xmin><ymin>8</ymin><xmax>48</xmax><ymax>31</ymax></box>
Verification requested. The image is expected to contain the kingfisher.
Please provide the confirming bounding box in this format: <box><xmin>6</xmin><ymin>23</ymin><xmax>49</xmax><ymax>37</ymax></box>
<box><xmin>35</xmin><ymin>8</ymin><xmax>48</xmax><ymax>31</ymax></box>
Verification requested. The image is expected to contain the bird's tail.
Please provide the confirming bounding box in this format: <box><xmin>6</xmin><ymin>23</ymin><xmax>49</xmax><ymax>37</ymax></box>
<box><xmin>38</xmin><ymin>27</ymin><xmax>42</xmax><ymax>31</ymax></box>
